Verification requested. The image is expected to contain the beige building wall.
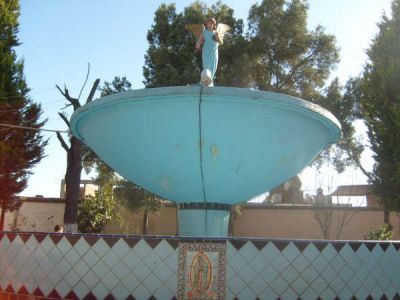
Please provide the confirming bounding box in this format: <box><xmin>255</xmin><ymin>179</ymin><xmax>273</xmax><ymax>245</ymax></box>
<box><xmin>104</xmin><ymin>205</ymin><xmax>143</xmax><ymax>234</ymax></box>
<box><xmin>2</xmin><ymin>181</ymin><xmax>97</xmax><ymax>232</ymax></box>
<box><xmin>103</xmin><ymin>204</ymin><xmax>178</xmax><ymax>235</ymax></box>
<box><xmin>59</xmin><ymin>179</ymin><xmax>97</xmax><ymax>199</ymax></box>
<box><xmin>390</xmin><ymin>211</ymin><xmax>400</xmax><ymax>237</ymax></box>
<box><xmin>104</xmin><ymin>204</ymin><xmax>399</xmax><ymax>240</ymax></box>
<box><xmin>4</xmin><ymin>200</ymin><xmax>65</xmax><ymax>232</ymax></box>
<box><xmin>148</xmin><ymin>205</ymin><xmax>178</xmax><ymax>235</ymax></box>
<box><xmin>3</xmin><ymin>200</ymin><xmax>400</xmax><ymax>240</ymax></box>
<box><xmin>233</xmin><ymin>205</ymin><xmax>390</xmax><ymax>240</ymax></box>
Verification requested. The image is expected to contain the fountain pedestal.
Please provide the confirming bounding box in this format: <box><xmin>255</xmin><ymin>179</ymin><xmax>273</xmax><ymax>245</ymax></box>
<box><xmin>178</xmin><ymin>203</ymin><xmax>231</xmax><ymax>236</ymax></box>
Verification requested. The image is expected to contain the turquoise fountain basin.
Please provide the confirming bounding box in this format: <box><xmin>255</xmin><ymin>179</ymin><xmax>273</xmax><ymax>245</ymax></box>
<box><xmin>70</xmin><ymin>86</ymin><xmax>340</xmax><ymax>236</ymax></box>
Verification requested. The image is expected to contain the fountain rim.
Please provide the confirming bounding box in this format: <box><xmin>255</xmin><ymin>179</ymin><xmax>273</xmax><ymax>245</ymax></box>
<box><xmin>70</xmin><ymin>85</ymin><xmax>341</xmax><ymax>142</ymax></box>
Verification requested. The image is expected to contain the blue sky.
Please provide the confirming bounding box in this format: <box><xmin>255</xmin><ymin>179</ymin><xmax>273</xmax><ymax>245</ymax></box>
<box><xmin>17</xmin><ymin>0</ymin><xmax>392</xmax><ymax>198</ymax></box>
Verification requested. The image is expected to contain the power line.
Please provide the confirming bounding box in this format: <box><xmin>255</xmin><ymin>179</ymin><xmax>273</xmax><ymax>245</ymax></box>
<box><xmin>42</xmin><ymin>98</ymin><xmax>66</xmax><ymax>104</ymax></box>
<box><xmin>32</xmin><ymin>87</ymin><xmax>57</xmax><ymax>94</ymax></box>
<box><xmin>0</xmin><ymin>123</ymin><xmax>68</xmax><ymax>133</ymax></box>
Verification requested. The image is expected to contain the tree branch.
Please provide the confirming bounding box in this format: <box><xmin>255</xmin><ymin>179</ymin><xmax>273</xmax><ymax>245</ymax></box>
<box><xmin>56</xmin><ymin>131</ymin><xmax>69</xmax><ymax>152</ymax></box>
<box><xmin>55</xmin><ymin>84</ymin><xmax>66</xmax><ymax>98</ymax></box>
<box><xmin>86</xmin><ymin>78</ymin><xmax>100</xmax><ymax>104</ymax></box>
<box><xmin>55</xmin><ymin>84</ymin><xmax>81</xmax><ymax>109</ymax></box>
<box><xmin>58</xmin><ymin>112</ymin><xmax>70</xmax><ymax>127</ymax></box>
<box><xmin>278</xmin><ymin>51</ymin><xmax>315</xmax><ymax>90</ymax></box>
<box><xmin>354</xmin><ymin>159</ymin><xmax>374</xmax><ymax>182</ymax></box>
<box><xmin>345</xmin><ymin>147</ymin><xmax>374</xmax><ymax>182</ymax></box>
<box><xmin>78</xmin><ymin>63</ymin><xmax>90</xmax><ymax>100</ymax></box>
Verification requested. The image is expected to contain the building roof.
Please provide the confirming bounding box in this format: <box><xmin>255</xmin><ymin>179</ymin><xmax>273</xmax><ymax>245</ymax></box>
<box><xmin>16</xmin><ymin>196</ymin><xmax>65</xmax><ymax>203</ymax></box>
<box><xmin>331</xmin><ymin>185</ymin><xmax>372</xmax><ymax>196</ymax></box>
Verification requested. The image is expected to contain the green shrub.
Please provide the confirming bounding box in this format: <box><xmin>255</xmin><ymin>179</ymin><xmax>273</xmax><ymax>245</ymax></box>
<box><xmin>364</xmin><ymin>224</ymin><xmax>393</xmax><ymax>240</ymax></box>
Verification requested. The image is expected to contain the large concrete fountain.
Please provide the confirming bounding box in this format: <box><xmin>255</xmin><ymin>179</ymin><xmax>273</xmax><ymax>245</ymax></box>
<box><xmin>6</xmin><ymin>85</ymin><xmax>400</xmax><ymax>300</ymax></box>
<box><xmin>70</xmin><ymin>86</ymin><xmax>341</xmax><ymax>236</ymax></box>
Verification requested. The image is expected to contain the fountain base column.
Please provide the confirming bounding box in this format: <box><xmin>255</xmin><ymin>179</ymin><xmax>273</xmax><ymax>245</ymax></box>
<box><xmin>177</xmin><ymin>202</ymin><xmax>231</xmax><ymax>237</ymax></box>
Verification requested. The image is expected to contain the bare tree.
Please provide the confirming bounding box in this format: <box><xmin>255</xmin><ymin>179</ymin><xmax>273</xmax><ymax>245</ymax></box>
<box><xmin>313</xmin><ymin>201</ymin><xmax>358</xmax><ymax>240</ymax></box>
<box><xmin>56</xmin><ymin>70</ymin><xmax>99</xmax><ymax>233</ymax></box>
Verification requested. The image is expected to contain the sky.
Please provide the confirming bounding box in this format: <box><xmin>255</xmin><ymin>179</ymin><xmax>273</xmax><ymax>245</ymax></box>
<box><xmin>16</xmin><ymin>0</ymin><xmax>393</xmax><ymax>198</ymax></box>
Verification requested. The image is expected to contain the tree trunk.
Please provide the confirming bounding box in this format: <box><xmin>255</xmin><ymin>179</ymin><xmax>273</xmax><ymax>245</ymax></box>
<box><xmin>0</xmin><ymin>200</ymin><xmax>6</xmax><ymax>231</ymax></box>
<box><xmin>63</xmin><ymin>137</ymin><xmax>83</xmax><ymax>233</ymax></box>
<box><xmin>384</xmin><ymin>209</ymin><xmax>391</xmax><ymax>229</ymax></box>
<box><xmin>227</xmin><ymin>213</ymin><xmax>234</xmax><ymax>236</ymax></box>
<box><xmin>142</xmin><ymin>209</ymin><xmax>148</xmax><ymax>235</ymax></box>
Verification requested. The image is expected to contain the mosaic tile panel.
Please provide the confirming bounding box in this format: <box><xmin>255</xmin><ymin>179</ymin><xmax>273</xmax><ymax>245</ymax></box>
<box><xmin>1</xmin><ymin>232</ymin><xmax>400</xmax><ymax>299</ymax></box>
<box><xmin>0</xmin><ymin>233</ymin><xmax>179</xmax><ymax>299</ymax></box>
<box><xmin>177</xmin><ymin>242</ymin><xmax>226</xmax><ymax>300</ymax></box>
<box><xmin>226</xmin><ymin>239</ymin><xmax>400</xmax><ymax>300</ymax></box>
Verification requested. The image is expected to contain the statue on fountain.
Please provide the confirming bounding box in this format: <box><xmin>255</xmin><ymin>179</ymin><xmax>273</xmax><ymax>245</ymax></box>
<box><xmin>188</xmin><ymin>17</ymin><xmax>231</xmax><ymax>86</ymax></box>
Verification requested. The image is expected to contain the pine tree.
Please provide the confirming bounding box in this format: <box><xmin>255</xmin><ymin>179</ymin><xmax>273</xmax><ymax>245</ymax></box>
<box><xmin>0</xmin><ymin>0</ymin><xmax>47</xmax><ymax>229</ymax></box>
<box><xmin>361</xmin><ymin>0</ymin><xmax>400</xmax><ymax>210</ymax></box>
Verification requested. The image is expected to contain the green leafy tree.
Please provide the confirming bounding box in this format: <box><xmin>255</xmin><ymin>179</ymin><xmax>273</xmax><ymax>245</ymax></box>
<box><xmin>77</xmin><ymin>191</ymin><xmax>125</xmax><ymax>233</ymax></box>
<box><xmin>78</xmin><ymin>155</ymin><xmax>126</xmax><ymax>233</ymax></box>
<box><xmin>99</xmin><ymin>76</ymin><xmax>132</xmax><ymax>96</ymax></box>
<box><xmin>313</xmin><ymin>77</ymin><xmax>370</xmax><ymax>176</ymax></box>
<box><xmin>361</xmin><ymin>0</ymin><xmax>400</xmax><ymax>210</ymax></box>
<box><xmin>247</xmin><ymin>0</ymin><xmax>339</xmax><ymax>99</ymax></box>
<box><xmin>0</xmin><ymin>0</ymin><xmax>47</xmax><ymax>230</ymax></box>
